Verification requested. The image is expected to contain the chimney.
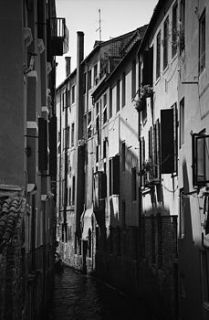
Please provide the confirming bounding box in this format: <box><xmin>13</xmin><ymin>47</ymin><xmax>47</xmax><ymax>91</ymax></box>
<box><xmin>65</xmin><ymin>56</ymin><xmax>71</xmax><ymax>77</ymax></box>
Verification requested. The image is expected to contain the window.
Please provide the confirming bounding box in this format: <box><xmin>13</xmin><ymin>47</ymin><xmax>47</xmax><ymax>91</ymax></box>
<box><xmin>132</xmin><ymin>167</ymin><xmax>137</xmax><ymax>201</ymax></box>
<box><xmin>72</xmin><ymin>176</ymin><xmax>75</xmax><ymax>205</ymax></box>
<box><xmin>71</xmin><ymin>123</ymin><xmax>75</xmax><ymax>147</ymax></box>
<box><xmin>156</xmin><ymin>31</ymin><xmax>161</xmax><ymax>79</ymax></box>
<box><xmin>87</xmin><ymin>111</ymin><xmax>92</xmax><ymax>138</ymax></box>
<box><xmin>109</xmin><ymin>88</ymin><xmax>112</xmax><ymax>118</ymax></box>
<box><xmin>172</xmin><ymin>2</ymin><xmax>178</xmax><ymax>57</ymax></box>
<box><xmin>180</xmin><ymin>98</ymin><xmax>185</xmax><ymax>148</ymax></box>
<box><xmin>103</xmin><ymin>139</ymin><xmax>106</xmax><ymax>158</ymax></box>
<box><xmin>179</xmin><ymin>188</ymin><xmax>185</xmax><ymax>238</ymax></box>
<box><xmin>203</xmin><ymin>195</ymin><xmax>209</xmax><ymax>235</ymax></box>
<box><xmin>109</xmin><ymin>155</ymin><xmax>120</xmax><ymax>195</ymax></box>
<box><xmin>199</xmin><ymin>10</ymin><xmax>206</xmax><ymax>73</ymax></box>
<box><xmin>122</xmin><ymin>142</ymin><xmax>125</xmax><ymax>171</ymax></box>
<box><xmin>88</xmin><ymin>69</ymin><xmax>92</xmax><ymax>90</ymax></box>
<box><xmin>103</xmin><ymin>93</ymin><xmax>107</xmax><ymax>107</ymax></box>
<box><xmin>62</xmin><ymin>90</ymin><xmax>66</xmax><ymax>111</ymax></box>
<box><xmin>83</xmin><ymin>73</ymin><xmax>87</xmax><ymax>94</ymax></box>
<box><xmin>122</xmin><ymin>72</ymin><xmax>126</xmax><ymax>107</ymax></box>
<box><xmin>38</xmin><ymin>117</ymin><xmax>48</xmax><ymax>171</ymax></box>
<box><xmin>163</xmin><ymin>17</ymin><xmax>169</xmax><ymax>69</ymax></box>
<box><xmin>93</xmin><ymin>171</ymin><xmax>107</xmax><ymax>211</ymax></box>
<box><xmin>142</xmin><ymin>47</ymin><xmax>153</xmax><ymax>86</ymax></box>
<box><xmin>132</xmin><ymin>60</ymin><xmax>136</xmax><ymax>98</ymax></box>
<box><xmin>140</xmin><ymin>137</ymin><xmax>145</xmax><ymax>188</ymax></box>
<box><xmin>147</xmin><ymin>120</ymin><xmax>160</xmax><ymax>181</ymax></box>
<box><xmin>96</xmin><ymin>145</ymin><xmax>99</xmax><ymax>163</ymax></box>
<box><xmin>103</xmin><ymin>108</ymin><xmax>107</xmax><ymax>124</ymax></box>
<box><xmin>180</xmin><ymin>0</ymin><xmax>185</xmax><ymax>53</ymax></box>
<box><xmin>65</xmin><ymin>126</ymin><xmax>70</xmax><ymax>149</ymax></box>
<box><xmin>96</xmin><ymin>102</ymin><xmax>100</xmax><ymax>115</ymax></box>
<box><xmin>96</xmin><ymin>116</ymin><xmax>99</xmax><ymax>133</ymax></box>
<box><xmin>66</xmin><ymin>89</ymin><xmax>70</xmax><ymax>107</ymax></box>
<box><xmin>93</xmin><ymin>64</ymin><xmax>98</xmax><ymax>85</ymax></box>
<box><xmin>68</xmin><ymin>187</ymin><xmax>71</xmax><ymax>206</ymax></box>
<box><xmin>192</xmin><ymin>133</ymin><xmax>209</xmax><ymax>186</ymax></box>
<box><xmin>71</xmin><ymin>85</ymin><xmax>75</xmax><ymax>104</ymax></box>
<box><xmin>117</xmin><ymin>80</ymin><xmax>120</xmax><ymax>112</ymax></box>
<box><xmin>103</xmin><ymin>93</ymin><xmax>107</xmax><ymax>124</ymax></box>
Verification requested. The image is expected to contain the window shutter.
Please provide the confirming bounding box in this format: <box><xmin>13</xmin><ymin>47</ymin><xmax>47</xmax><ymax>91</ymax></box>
<box><xmin>142</xmin><ymin>47</ymin><xmax>153</xmax><ymax>86</ymax></box>
<box><xmin>109</xmin><ymin>158</ymin><xmax>112</xmax><ymax>195</ymax></box>
<box><xmin>160</xmin><ymin>109</ymin><xmax>174</xmax><ymax>174</ymax></box>
<box><xmin>173</xmin><ymin>104</ymin><xmax>178</xmax><ymax>173</ymax></box>
<box><xmin>109</xmin><ymin>155</ymin><xmax>120</xmax><ymax>195</ymax></box>
<box><xmin>38</xmin><ymin>117</ymin><xmax>48</xmax><ymax>171</ymax></box>
<box><xmin>113</xmin><ymin>155</ymin><xmax>120</xmax><ymax>194</ymax></box>
<box><xmin>156</xmin><ymin>119</ymin><xmax>160</xmax><ymax>179</ymax></box>
<box><xmin>49</xmin><ymin>116</ymin><xmax>57</xmax><ymax>176</ymax></box>
<box><xmin>140</xmin><ymin>137</ymin><xmax>145</xmax><ymax>188</ymax></box>
<box><xmin>153</xmin><ymin>123</ymin><xmax>157</xmax><ymax>179</ymax></box>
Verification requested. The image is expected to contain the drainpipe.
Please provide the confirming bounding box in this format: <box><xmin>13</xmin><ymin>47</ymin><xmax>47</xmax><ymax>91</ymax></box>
<box><xmin>63</xmin><ymin>68</ymin><xmax>70</xmax><ymax>241</ymax></box>
<box><xmin>75</xmin><ymin>32</ymin><xmax>85</xmax><ymax>242</ymax></box>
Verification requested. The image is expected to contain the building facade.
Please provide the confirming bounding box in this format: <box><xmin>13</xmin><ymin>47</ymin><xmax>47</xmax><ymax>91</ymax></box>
<box><xmin>56</xmin><ymin>28</ymin><xmax>145</xmax><ymax>272</ymax></box>
<box><xmin>177</xmin><ymin>1</ymin><xmax>209</xmax><ymax>319</ymax></box>
<box><xmin>137</xmin><ymin>0</ymin><xmax>209</xmax><ymax>319</ymax></box>
<box><xmin>56</xmin><ymin>0</ymin><xmax>209</xmax><ymax>319</ymax></box>
<box><xmin>0</xmin><ymin>1</ymin><xmax>68</xmax><ymax>319</ymax></box>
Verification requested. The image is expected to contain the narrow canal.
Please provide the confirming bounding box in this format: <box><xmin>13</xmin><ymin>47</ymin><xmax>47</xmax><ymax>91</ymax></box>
<box><xmin>47</xmin><ymin>266</ymin><xmax>155</xmax><ymax>320</ymax></box>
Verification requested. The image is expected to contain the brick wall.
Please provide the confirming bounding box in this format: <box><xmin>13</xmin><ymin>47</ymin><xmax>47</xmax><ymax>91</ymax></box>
<box><xmin>0</xmin><ymin>196</ymin><xmax>26</xmax><ymax>320</ymax></box>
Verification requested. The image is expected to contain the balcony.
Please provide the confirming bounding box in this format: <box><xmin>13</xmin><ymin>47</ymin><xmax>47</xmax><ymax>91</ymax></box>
<box><xmin>48</xmin><ymin>18</ymin><xmax>69</xmax><ymax>56</ymax></box>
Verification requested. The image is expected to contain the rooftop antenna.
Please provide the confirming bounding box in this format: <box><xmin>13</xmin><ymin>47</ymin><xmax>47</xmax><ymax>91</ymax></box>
<box><xmin>96</xmin><ymin>9</ymin><xmax>102</xmax><ymax>41</ymax></box>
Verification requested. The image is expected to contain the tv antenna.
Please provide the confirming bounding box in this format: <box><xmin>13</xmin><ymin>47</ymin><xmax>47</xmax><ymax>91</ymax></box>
<box><xmin>96</xmin><ymin>9</ymin><xmax>102</xmax><ymax>41</ymax></box>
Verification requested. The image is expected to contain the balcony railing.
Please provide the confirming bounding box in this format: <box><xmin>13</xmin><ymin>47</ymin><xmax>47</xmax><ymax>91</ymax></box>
<box><xmin>48</xmin><ymin>18</ymin><xmax>69</xmax><ymax>56</ymax></box>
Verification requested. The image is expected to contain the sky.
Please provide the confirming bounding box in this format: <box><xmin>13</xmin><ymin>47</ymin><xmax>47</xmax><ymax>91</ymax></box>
<box><xmin>56</xmin><ymin>0</ymin><xmax>158</xmax><ymax>86</ymax></box>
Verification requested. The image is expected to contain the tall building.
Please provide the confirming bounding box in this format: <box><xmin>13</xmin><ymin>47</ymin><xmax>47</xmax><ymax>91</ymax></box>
<box><xmin>56</xmin><ymin>0</ymin><xmax>209</xmax><ymax>319</ymax></box>
<box><xmin>137</xmin><ymin>0</ymin><xmax>209</xmax><ymax>319</ymax></box>
<box><xmin>0</xmin><ymin>1</ymin><xmax>68</xmax><ymax>319</ymax></box>
<box><xmin>56</xmin><ymin>28</ymin><xmax>145</xmax><ymax>271</ymax></box>
<box><xmin>177</xmin><ymin>1</ymin><xmax>209</xmax><ymax>319</ymax></box>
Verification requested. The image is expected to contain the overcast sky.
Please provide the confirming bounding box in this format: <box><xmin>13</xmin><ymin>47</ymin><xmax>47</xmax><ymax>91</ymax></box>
<box><xmin>56</xmin><ymin>0</ymin><xmax>158</xmax><ymax>86</ymax></box>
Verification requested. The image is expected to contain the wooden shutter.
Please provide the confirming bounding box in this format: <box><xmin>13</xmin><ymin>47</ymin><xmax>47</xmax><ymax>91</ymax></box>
<box><xmin>156</xmin><ymin>119</ymin><xmax>160</xmax><ymax>179</ymax></box>
<box><xmin>160</xmin><ymin>109</ymin><xmax>174</xmax><ymax>174</ymax></box>
<box><xmin>142</xmin><ymin>47</ymin><xmax>153</xmax><ymax>86</ymax></box>
<box><xmin>140</xmin><ymin>137</ymin><xmax>145</xmax><ymax>188</ymax></box>
<box><xmin>109</xmin><ymin>155</ymin><xmax>120</xmax><ymax>195</ymax></box>
<box><xmin>38</xmin><ymin>117</ymin><xmax>48</xmax><ymax>171</ymax></box>
<box><xmin>49</xmin><ymin>116</ymin><xmax>57</xmax><ymax>176</ymax></box>
<box><xmin>113</xmin><ymin>155</ymin><xmax>120</xmax><ymax>194</ymax></box>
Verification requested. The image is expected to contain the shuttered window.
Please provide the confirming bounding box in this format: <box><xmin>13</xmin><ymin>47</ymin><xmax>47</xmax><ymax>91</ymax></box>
<box><xmin>161</xmin><ymin>109</ymin><xmax>175</xmax><ymax>174</ymax></box>
<box><xmin>140</xmin><ymin>137</ymin><xmax>145</xmax><ymax>188</ymax></box>
<box><xmin>143</xmin><ymin>47</ymin><xmax>153</xmax><ymax>86</ymax></box>
<box><xmin>109</xmin><ymin>155</ymin><xmax>120</xmax><ymax>195</ymax></box>
<box><xmin>192</xmin><ymin>134</ymin><xmax>209</xmax><ymax>185</ymax></box>
<box><xmin>38</xmin><ymin>117</ymin><xmax>48</xmax><ymax>171</ymax></box>
<box><xmin>49</xmin><ymin>116</ymin><xmax>57</xmax><ymax>176</ymax></box>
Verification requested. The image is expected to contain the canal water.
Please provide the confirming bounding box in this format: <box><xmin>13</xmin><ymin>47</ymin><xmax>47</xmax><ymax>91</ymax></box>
<box><xmin>47</xmin><ymin>266</ymin><xmax>155</xmax><ymax>320</ymax></box>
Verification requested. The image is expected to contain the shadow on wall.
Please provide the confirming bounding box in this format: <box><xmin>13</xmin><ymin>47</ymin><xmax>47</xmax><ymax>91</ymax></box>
<box><xmin>178</xmin><ymin>160</ymin><xmax>202</xmax><ymax>320</ymax></box>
